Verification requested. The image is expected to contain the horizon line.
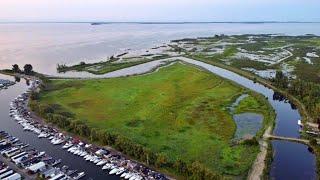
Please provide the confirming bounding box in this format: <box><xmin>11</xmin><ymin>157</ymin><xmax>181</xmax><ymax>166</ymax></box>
<box><xmin>0</xmin><ymin>21</ymin><xmax>320</xmax><ymax>24</ymax></box>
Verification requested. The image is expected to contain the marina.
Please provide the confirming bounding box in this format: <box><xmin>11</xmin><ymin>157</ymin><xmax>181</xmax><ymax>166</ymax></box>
<box><xmin>5</xmin><ymin>74</ymin><xmax>168</xmax><ymax>180</ymax></box>
<box><xmin>0</xmin><ymin>79</ymin><xmax>15</xmax><ymax>90</ymax></box>
<box><xmin>0</xmin><ymin>131</ymin><xmax>85</xmax><ymax>180</ymax></box>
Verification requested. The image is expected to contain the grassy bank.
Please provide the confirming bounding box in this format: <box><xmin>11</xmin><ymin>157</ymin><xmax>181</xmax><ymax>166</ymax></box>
<box><xmin>33</xmin><ymin>63</ymin><xmax>273</xmax><ymax>178</ymax></box>
<box><xmin>57</xmin><ymin>54</ymin><xmax>171</xmax><ymax>75</ymax></box>
<box><xmin>57</xmin><ymin>59</ymin><xmax>153</xmax><ymax>75</ymax></box>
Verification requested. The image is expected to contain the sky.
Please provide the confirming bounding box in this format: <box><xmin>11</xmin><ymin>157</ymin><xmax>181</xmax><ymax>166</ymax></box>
<box><xmin>0</xmin><ymin>0</ymin><xmax>319</xmax><ymax>22</ymax></box>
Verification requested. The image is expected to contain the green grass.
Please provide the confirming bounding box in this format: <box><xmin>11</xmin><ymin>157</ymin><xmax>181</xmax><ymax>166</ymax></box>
<box><xmin>39</xmin><ymin>63</ymin><xmax>273</xmax><ymax>177</ymax></box>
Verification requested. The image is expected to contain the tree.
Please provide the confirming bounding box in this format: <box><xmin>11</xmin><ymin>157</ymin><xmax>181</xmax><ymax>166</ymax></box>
<box><xmin>310</xmin><ymin>138</ymin><xmax>318</xmax><ymax>146</ymax></box>
<box><xmin>14</xmin><ymin>76</ymin><xmax>21</xmax><ymax>82</ymax></box>
<box><xmin>272</xmin><ymin>71</ymin><xmax>288</xmax><ymax>89</ymax></box>
<box><xmin>24</xmin><ymin>64</ymin><xmax>33</xmax><ymax>75</ymax></box>
<box><xmin>30</xmin><ymin>92</ymin><xmax>40</xmax><ymax>100</ymax></box>
<box><xmin>12</xmin><ymin>64</ymin><xmax>21</xmax><ymax>73</ymax></box>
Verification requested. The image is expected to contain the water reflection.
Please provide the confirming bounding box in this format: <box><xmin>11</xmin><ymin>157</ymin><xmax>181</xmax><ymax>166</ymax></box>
<box><xmin>272</xmin><ymin>91</ymin><xmax>287</xmax><ymax>102</ymax></box>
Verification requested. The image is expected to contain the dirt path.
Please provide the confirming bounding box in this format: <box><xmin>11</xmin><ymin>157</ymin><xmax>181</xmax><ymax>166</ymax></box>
<box><xmin>247</xmin><ymin>127</ymin><xmax>272</xmax><ymax>180</ymax></box>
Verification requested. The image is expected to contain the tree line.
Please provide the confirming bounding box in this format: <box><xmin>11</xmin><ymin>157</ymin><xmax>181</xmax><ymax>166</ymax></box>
<box><xmin>12</xmin><ymin>64</ymin><xmax>34</xmax><ymax>75</ymax></box>
<box><xmin>29</xmin><ymin>95</ymin><xmax>224</xmax><ymax>179</ymax></box>
<box><xmin>271</xmin><ymin>71</ymin><xmax>320</xmax><ymax>121</ymax></box>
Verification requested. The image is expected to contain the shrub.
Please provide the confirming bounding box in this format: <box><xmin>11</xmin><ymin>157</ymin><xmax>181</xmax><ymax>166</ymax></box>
<box><xmin>242</xmin><ymin>137</ymin><xmax>259</xmax><ymax>146</ymax></box>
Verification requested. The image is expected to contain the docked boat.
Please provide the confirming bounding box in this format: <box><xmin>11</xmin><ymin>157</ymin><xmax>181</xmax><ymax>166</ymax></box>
<box><xmin>96</xmin><ymin>159</ymin><xmax>108</xmax><ymax>166</ymax></box>
<box><xmin>93</xmin><ymin>158</ymin><xmax>101</xmax><ymax>164</ymax></box>
<box><xmin>73</xmin><ymin>172</ymin><xmax>85</xmax><ymax>180</ymax></box>
<box><xmin>80</xmin><ymin>151</ymin><xmax>87</xmax><ymax>157</ymax></box>
<box><xmin>116</xmin><ymin>167</ymin><xmax>125</xmax><ymax>175</ymax></box>
<box><xmin>38</xmin><ymin>132</ymin><xmax>49</xmax><ymax>138</ymax></box>
<box><xmin>52</xmin><ymin>138</ymin><xmax>64</xmax><ymax>145</ymax></box>
<box><xmin>109</xmin><ymin>168</ymin><xmax>119</xmax><ymax>175</ymax></box>
<box><xmin>121</xmin><ymin>172</ymin><xmax>127</xmax><ymax>178</ymax></box>
<box><xmin>62</xmin><ymin>142</ymin><xmax>73</xmax><ymax>149</ymax></box>
<box><xmin>129</xmin><ymin>174</ymin><xmax>141</xmax><ymax>180</ymax></box>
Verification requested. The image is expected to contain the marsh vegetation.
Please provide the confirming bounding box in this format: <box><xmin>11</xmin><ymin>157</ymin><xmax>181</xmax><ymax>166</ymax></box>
<box><xmin>33</xmin><ymin>63</ymin><xmax>274</xmax><ymax>178</ymax></box>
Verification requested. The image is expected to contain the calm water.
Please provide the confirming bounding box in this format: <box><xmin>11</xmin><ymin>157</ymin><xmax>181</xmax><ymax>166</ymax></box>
<box><xmin>233</xmin><ymin>113</ymin><xmax>263</xmax><ymax>139</ymax></box>
<box><xmin>1</xmin><ymin>23</ymin><xmax>320</xmax><ymax>75</ymax></box>
<box><xmin>271</xmin><ymin>141</ymin><xmax>316</xmax><ymax>180</ymax></box>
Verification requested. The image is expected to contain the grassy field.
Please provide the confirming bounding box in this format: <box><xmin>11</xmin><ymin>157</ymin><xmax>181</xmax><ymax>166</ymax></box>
<box><xmin>39</xmin><ymin>63</ymin><xmax>273</xmax><ymax>177</ymax></box>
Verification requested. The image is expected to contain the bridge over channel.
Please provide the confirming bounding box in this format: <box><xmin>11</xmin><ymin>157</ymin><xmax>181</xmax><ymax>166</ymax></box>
<box><xmin>265</xmin><ymin>134</ymin><xmax>309</xmax><ymax>144</ymax></box>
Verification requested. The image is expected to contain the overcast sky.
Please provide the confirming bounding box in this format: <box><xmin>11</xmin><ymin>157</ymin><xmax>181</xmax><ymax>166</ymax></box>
<box><xmin>0</xmin><ymin>0</ymin><xmax>319</xmax><ymax>22</ymax></box>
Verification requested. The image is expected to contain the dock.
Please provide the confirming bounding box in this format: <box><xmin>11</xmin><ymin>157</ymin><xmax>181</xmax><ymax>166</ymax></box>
<box><xmin>0</xmin><ymin>155</ymin><xmax>34</xmax><ymax>180</ymax></box>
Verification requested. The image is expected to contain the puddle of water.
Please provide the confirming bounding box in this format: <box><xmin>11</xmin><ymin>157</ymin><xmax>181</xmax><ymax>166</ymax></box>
<box><xmin>233</xmin><ymin>113</ymin><xmax>263</xmax><ymax>139</ymax></box>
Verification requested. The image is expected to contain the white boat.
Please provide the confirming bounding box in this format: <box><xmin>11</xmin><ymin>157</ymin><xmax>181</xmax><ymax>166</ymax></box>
<box><xmin>73</xmin><ymin>172</ymin><xmax>85</xmax><ymax>180</ymax></box>
<box><xmin>89</xmin><ymin>156</ymin><xmax>97</xmax><ymax>162</ymax></box>
<box><xmin>116</xmin><ymin>168</ymin><xmax>125</xmax><ymax>175</ymax></box>
<box><xmin>102</xmin><ymin>164</ymin><xmax>109</xmax><ymax>170</ymax></box>
<box><xmin>109</xmin><ymin>168</ymin><xmax>119</xmax><ymax>175</ymax></box>
<box><xmin>53</xmin><ymin>138</ymin><xmax>64</xmax><ymax>145</ymax></box>
<box><xmin>96</xmin><ymin>159</ymin><xmax>107</xmax><ymax>166</ymax></box>
<box><xmin>62</xmin><ymin>142</ymin><xmax>73</xmax><ymax>149</ymax></box>
<box><xmin>80</xmin><ymin>151</ymin><xmax>87</xmax><ymax>157</ymax></box>
<box><xmin>73</xmin><ymin>150</ymin><xmax>80</xmax><ymax>155</ymax></box>
<box><xmin>85</xmin><ymin>155</ymin><xmax>93</xmax><ymax>161</ymax></box>
<box><xmin>70</xmin><ymin>148</ymin><xmax>77</xmax><ymax>153</ymax></box>
<box><xmin>38</xmin><ymin>132</ymin><xmax>48</xmax><ymax>138</ymax></box>
<box><xmin>93</xmin><ymin>158</ymin><xmax>101</xmax><ymax>164</ymax></box>
<box><xmin>67</xmin><ymin>147</ymin><xmax>75</xmax><ymax>152</ymax></box>
<box><xmin>298</xmin><ymin>120</ymin><xmax>303</xmax><ymax>126</ymax></box>
<box><xmin>121</xmin><ymin>173</ymin><xmax>127</xmax><ymax>178</ymax></box>
<box><xmin>33</xmin><ymin>128</ymin><xmax>41</xmax><ymax>134</ymax></box>
<box><xmin>77</xmin><ymin>151</ymin><xmax>84</xmax><ymax>156</ymax></box>
<box><xmin>36</xmin><ymin>151</ymin><xmax>46</xmax><ymax>157</ymax></box>
<box><xmin>135</xmin><ymin>175</ymin><xmax>142</xmax><ymax>180</ymax></box>
<box><xmin>50</xmin><ymin>138</ymin><xmax>57</xmax><ymax>144</ymax></box>
<box><xmin>129</xmin><ymin>174</ymin><xmax>137</xmax><ymax>180</ymax></box>
<box><xmin>77</xmin><ymin>150</ymin><xmax>84</xmax><ymax>156</ymax></box>
<box><xmin>84</xmin><ymin>155</ymin><xmax>92</xmax><ymax>161</ymax></box>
